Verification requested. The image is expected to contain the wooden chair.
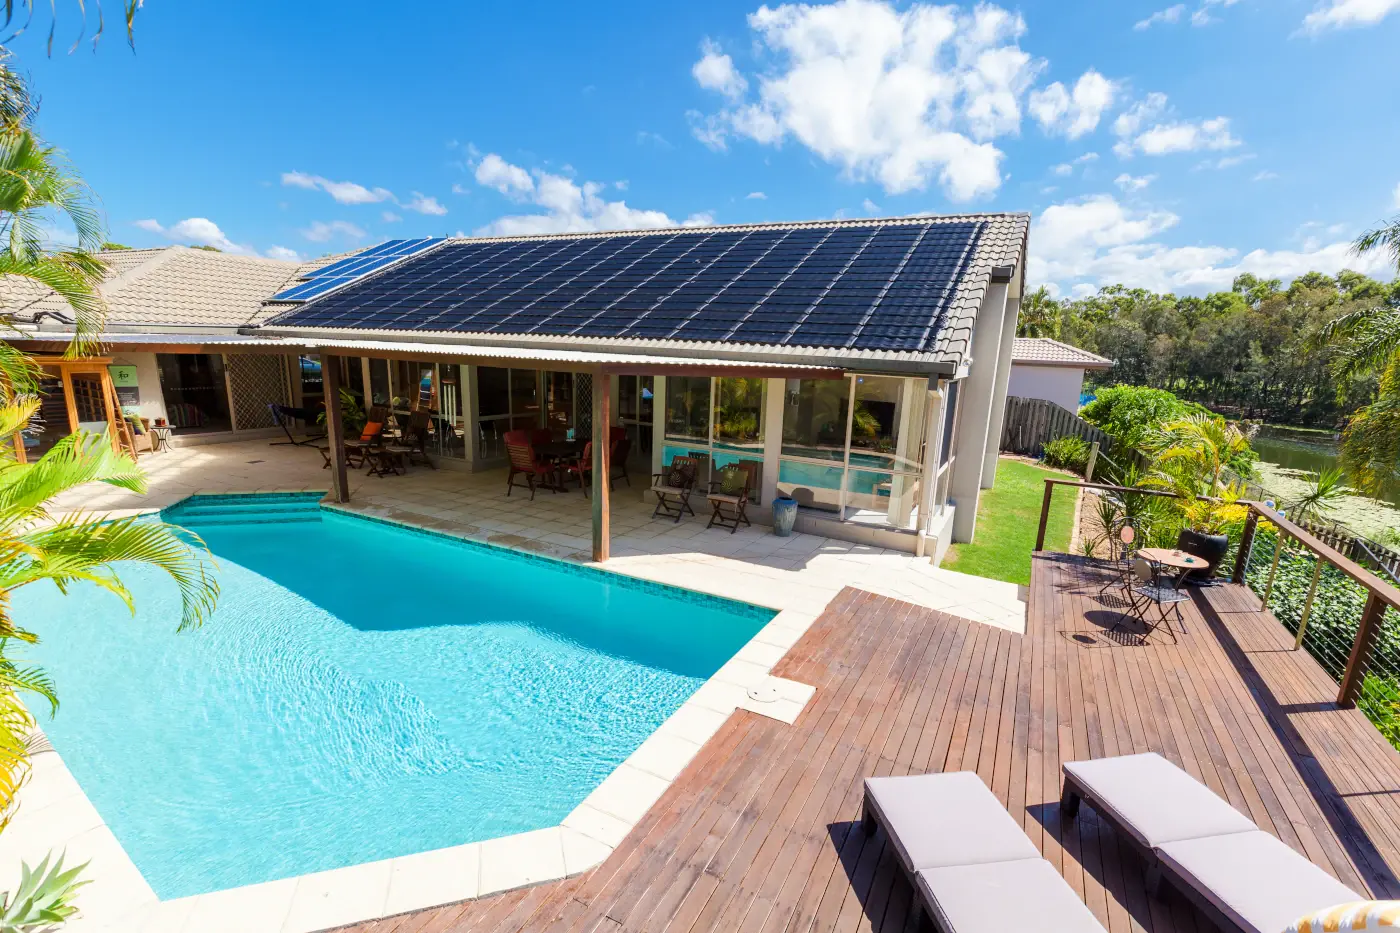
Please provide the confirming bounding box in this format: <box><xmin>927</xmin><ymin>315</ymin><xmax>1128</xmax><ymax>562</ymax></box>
<box><xmin>610</xmin><ymin>434</ymin><xmax>632</xmax><ymax>488</ymax></box>
<box><xmin>401</xmin><ymin>410</ymin><xmax>437</xmax><ymax>469</ymax></box>
<box><xmin>706</xmin><ymin>464</ymin><xmax>753</xmax><ymax>533</ymax></box>
<box><xmin>651</xmin><ymin>456</ymin><xmax>699</xmax><ymax>522</ymax></box>
<box><xmin>344</xmin><ymin>420</ymin><xmax>386</xmax><ymax>469</ymax></box>
<box><xmin>505</xmin><ymin>430</ymin><xmax>558</xmax><ymax>500</ymax></box>
<box><xmin>564</xmin><ymin>441</ymin><xmax>593</xmax><ymax>495</ymax></box>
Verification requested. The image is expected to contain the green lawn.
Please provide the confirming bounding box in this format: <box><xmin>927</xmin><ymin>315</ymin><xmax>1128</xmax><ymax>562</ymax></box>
<box><xmin>941</xmin><ymin>457</ymin><xmax>1076</xmax><ymax>586</ymax></box>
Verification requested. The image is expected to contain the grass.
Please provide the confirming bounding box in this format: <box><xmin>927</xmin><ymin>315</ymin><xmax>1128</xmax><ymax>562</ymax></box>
<box><xmin>941</xmin><ymin>457</ymin><xmax>1076</xmax><ymax>586</ymax></box>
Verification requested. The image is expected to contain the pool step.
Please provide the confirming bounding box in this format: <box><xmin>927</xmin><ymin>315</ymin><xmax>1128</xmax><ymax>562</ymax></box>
<box><xmin>164</xmin><ymin>494</ymin><xmax>325</xmax><ymax>527</ymax></box>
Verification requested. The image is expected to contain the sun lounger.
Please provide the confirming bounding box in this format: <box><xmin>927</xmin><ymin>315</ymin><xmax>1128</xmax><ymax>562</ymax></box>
<box><xmin>1062</xmin><ymin>753</ymin><xmax>1359</xmax><ymax>933</ymax></box>
<box><xmin>863</xmin><ymin>772</ymin><xmax>1107</xmax><ymax>933</ymax></box>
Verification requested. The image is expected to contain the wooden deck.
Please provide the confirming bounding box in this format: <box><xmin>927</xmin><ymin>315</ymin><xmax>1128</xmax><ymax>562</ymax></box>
<box><xmin>341</xmin><ymin>554</ymin><xmax>1400</xmax><ymax>933</ymax></box>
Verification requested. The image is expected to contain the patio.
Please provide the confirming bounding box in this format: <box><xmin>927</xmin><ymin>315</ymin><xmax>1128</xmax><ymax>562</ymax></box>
<box><xmin>325</xmin><ymin>553</ymin><xmax>1400</xmax><ymax>933</ymax></box>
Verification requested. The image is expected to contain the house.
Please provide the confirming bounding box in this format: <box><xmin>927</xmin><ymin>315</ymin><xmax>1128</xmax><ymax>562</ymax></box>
<box><xmin>9</xmin><ymin>214</ymin><xmax>1030</xmax><ymax>563</ymax></box>
<box><xmin>1009</xmin><ymin>336</ymin><xmax>1113</xmax><ymax>411</ymax></box>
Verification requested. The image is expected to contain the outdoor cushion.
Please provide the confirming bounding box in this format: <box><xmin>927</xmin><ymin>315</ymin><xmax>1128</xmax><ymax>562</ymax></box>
<box><xmin>1288</xmin><ymin>901</ymin><xmax>1400</xmax><ymax>932</ymax></box>
<box><xmin>864</xmin><ymin>773</ymin><xmax>1039</xmax><ymax>871</ymax></box>
<box><xmin>916</xmin><ymin>859</ymin><xmax>1108</xmax><ymax>933</ymax></box>
<box><xmin>719</xmin><ymin>469</ymin><xmax>746</xmax><ymax>496</ymax></box>
<box><xmin>1156</xmin><ymin>830</ymin><xmax>1359</xmax><ymax>933</ymax></box>
<box><xmin>666</xmin><ymin>464</ymin><xmax>692</xmax><ymax>487</ymax></box>
<box><xmin>1063</xmin><ymin>752</ymin><xmax>1256</xmax><ymax>846</ymax></box>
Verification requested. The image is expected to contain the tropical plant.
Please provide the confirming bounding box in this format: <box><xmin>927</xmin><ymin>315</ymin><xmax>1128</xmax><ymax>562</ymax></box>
<box><xmin>1041</xmin><ymin>435</ymin><xmax>1089</xmax><ymax>474</ymax></box>
<box><xmin>1080</xmin><ymin>385</ymin><xmax>1208</xmax><ymax>453</ymax></box>
<box><xmin>1354</xmin><ymin>215</ymin><xmax>1400</xmax><ymax>277</ymax></box>
<box><xmin>1</xmin><ymin>1</ymin><xmax>139</xmax><ymax>55</ymax></box>
<box><xmin>1287</xmin><ymin>467</ymin><xmax>1349</xmax><ymax>526</ymax></box>
<box><xmin>1017</xmin><ymin>285</ymin><xmax>1062</xmax><ymax>339</ymax></box>
<box><xmin>0</xmin><ymin>851</ymin><xmax>86</xmax><ymax>933</ymax></box>
<box><xmin>1149</xmin><ymin>412</ymin><xmax>1257</xmax><ymax>497</ymax></box>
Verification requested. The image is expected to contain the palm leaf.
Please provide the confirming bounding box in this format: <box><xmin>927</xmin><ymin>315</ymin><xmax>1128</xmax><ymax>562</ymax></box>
<box><xmin>0</xmin><ymin>432</ymin><xmax>145</xmax><ymax>529</ymax></box>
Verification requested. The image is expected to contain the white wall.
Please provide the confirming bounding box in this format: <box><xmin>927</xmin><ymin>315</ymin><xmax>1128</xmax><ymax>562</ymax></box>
<box><xmin>108</xmin><ymin>351</ymin><xmax>168</xmax><ymax>426</ymax></box>
<box><xmin>1007</xmin><ymin>364</ymin><xmax>1086</xmax><ymax>412</ymax></box>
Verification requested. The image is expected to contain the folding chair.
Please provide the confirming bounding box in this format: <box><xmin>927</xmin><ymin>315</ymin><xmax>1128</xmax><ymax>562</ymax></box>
<box><xmin>651</xmin><ymin>456</ymin><xmax>698</xmax><ymax>522</ymax></box>
<box><xmin>1115</xmin><ymin>557</ymin><xmax>1190</xmax><ymax>643</ymax></box>
<box><xmin>706</xmin><ymin>464</ymin><xmax>753</xmax><ymax>533</ymax></box>
<box><xmin>1098</xmin><ymin>525</ymin><xmax>1138</xmax><ymax>601</ymax></box>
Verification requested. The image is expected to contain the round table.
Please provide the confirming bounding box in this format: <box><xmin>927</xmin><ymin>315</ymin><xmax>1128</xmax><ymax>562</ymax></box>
<box><xmin>535</xmin><ymin>439</ymin><xmax>586</xmax><ymax>461</ymax></box>
<box><xmin>1137</xmin><ymin>548</ymin><xmax>1208</xmax><ymax>571</ymax></box>
<box><xmin>149</xmin><ymin>425</ymin><xmax>173</xmax><ymax>453</ymax></box>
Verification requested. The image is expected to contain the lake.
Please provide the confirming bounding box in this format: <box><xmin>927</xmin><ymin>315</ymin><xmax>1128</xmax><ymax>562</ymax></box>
<box><xmin>1252</xmin><ymin>426</ymin><xmax>1400</xmax><ymax>510</ymax></box>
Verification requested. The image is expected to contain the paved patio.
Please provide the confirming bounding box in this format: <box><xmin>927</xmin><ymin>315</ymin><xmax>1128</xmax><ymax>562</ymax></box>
<box><xmin>52</xmin><ymin>439</ymin><xmax>1027</xmax><ymax>631</ymax></box>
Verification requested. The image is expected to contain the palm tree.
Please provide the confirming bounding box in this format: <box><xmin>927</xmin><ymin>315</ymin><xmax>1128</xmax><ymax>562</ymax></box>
<box><xmin>1017</xmin><ymin>285</ymin><xmax>1063</xmax><ymax>338</ymax></box>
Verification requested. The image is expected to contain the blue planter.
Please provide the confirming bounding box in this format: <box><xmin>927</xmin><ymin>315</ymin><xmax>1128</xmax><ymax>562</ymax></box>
<box><xmin>772</xmin><ymin>496</ymin><xmax>798</xmax><ymax>537</ymax></box>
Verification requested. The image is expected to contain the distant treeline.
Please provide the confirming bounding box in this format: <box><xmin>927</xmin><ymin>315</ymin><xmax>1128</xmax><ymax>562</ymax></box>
<box><xmin>1020</xmin><ymin>271</ymin><xmax>1400</xmax><ymax>428</ymax></box>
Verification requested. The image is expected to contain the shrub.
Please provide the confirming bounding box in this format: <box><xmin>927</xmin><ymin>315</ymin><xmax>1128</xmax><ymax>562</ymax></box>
<box><xmin>1081</xmin><ymin>385</ymin><xmax>1207</xmax><ymax>452</ymax></box>
<box><xmin>1042</xmin><ymin>436</ymin><xmax>1090</xmax><ymax>474</ymax></box>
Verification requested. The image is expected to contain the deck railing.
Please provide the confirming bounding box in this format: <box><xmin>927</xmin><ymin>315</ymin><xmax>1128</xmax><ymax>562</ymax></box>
<box><xmin>1035</xmin><ymin>479</ymin><xmax>1400</xmax><ymax>722</ymax></box>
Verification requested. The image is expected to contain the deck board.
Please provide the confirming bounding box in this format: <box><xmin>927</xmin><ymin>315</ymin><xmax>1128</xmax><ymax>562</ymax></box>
<box><xmin>338</xmin><ymin>554</ymin><xmax>1400</xmax><ymax>933</ymax></box>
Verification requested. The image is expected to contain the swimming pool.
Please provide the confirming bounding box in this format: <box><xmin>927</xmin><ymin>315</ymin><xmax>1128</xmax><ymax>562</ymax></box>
<box><xmin>12</xmin><ymin>494</ymin><xmax>772</xmax><ymax>899</ymax></box>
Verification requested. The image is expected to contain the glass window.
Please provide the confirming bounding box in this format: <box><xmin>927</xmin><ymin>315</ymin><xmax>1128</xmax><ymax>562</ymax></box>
<box><xmin>665</xmin><ymin>376</ymin><xmax>710</xmax><ymax>441</ymax></box>
<box><xmin>544</xmin><ymin>372</ymin><xmax>574</xmax><ymax>432</ymax></box>
<box><xmin>777</xmin><ymin>460</ymin><xmax>843</xmax><ymax>513</ymax></box>
<box><xmin>510</xmin><ymin>369</ymin><xmax>539</xmax><ymax>423</ymax></box>
<box><xmin>434</xmin><ymin>363</ymin><xmax>466</xmax><ymax>459</ymax></box>
<box><xmin>368</xmin><ymin>359</ymin><xmax>390</xmax><ymax>408</ymax></box>
<box><xmin>639</xmin><ymin>376</ymin><xmax>654</xmax><ymax>423</ymax></box>
<box><xmin>341</xmin><ymin>357</ymin><xmax>365</xmax><ymax>403</ymax></box>
<box><xmin>781</xmin><ymin>378</ymin><xmax>848</xmax><ymax>461</ymax></box>
<box><xmin>849</xmin><ymin>375</ymin><xmax>902</xmax><ymax>467</ymax></box>
<box><xmin>619</xmin><ymin>376</ymin><xmax>639</xmax><ymax>421</ymax></box>
<box><xmin>160</xmin><ymin>353</ymin><xmax>233</xmax><ymax>434</ymax></box>
<box><xmin>478</xmin><ymin>366</ymin><xmax>509</xmax><ymax>417</ymax></box>
<box><xmin>714</xmin><ymin>378</ymin><xmax>764</xmax><ymax>451</ymax></box>
<box><xmin>940</xmin><ymin>380</ymin><xmax>960</xmax><ymax>467</ymax></box>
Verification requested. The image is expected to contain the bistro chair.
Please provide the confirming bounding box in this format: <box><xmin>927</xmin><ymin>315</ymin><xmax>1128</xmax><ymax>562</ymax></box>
<box><xmin>505</xmin><ymin>430</ymin><xmax>558</xmax><ymax>500</ymax></box>
<box><xmin>1113</xmin><ymin>557</ymin><xmax>1190</xmax><ymax>643</ymax></box>
<box><xmin>706</xmin><ymin>464</ymin><xmax>753</xmax><ymax>534</ymax></box>
<box><xmin>1097</xmin><ymin>525</ymin><xmax>1138</xmax><ymax>602</ymax></box>
<box><xmin>651</xmin><ymin>456</ymin><xmax>699</xmax><ymax>522</ymax></box>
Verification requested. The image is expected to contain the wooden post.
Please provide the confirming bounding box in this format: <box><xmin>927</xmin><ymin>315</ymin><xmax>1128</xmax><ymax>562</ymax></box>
<box><xmin>1232</xmin><ymin>510</ymin><xmax>1259</xmax><ymax>585</ymax></box>
<box><xmin>1338</xmin><ymin>592</ymin><xmax>1387</xmax><ymax>708</ymax></box>
<box><xmin>1294</xmin><ymin>557</ymin><xmax>1326</xmax><ymax>650</ymax></box>
<box><xmin>9</xmin><ymin>433</ymin><xmax>24</xmax><ymax>464</ymax></box>
<box><xmin>58</xmin><ymin>366</ymin><xmax>79</xmax><ymax>435</ymax></box>
<box><xmin>1034</xmin><ymin>479</ymin><xmax>1055</xmax><ymax>552</ymax></box>
<box><xmin>592</xmin><ymin>372</ymin><xmax>612</xmax><ymax>562</ymax></box>
<box><xmin>322</xmin><ymin>353</ymin><xmax>350</xmax><ymax>504</ymax></box>
<box><xmin>1084</xmin><ymin>442</ymin><xmax>1099</xmax><ymax>483</ymax></box>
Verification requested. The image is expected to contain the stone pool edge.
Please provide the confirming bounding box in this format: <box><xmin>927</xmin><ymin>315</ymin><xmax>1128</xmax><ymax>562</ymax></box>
<box><xmin>23</xmin><ymin>492</ymin><xmax>823</xmax><ymax>933</ymax></box>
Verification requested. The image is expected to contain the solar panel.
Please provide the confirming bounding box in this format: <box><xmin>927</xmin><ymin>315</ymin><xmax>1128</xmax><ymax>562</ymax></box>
<box><xmin>271</xmin><ymin>237</ymin><xmax>443</xmax><ymax>302</ymax></box>
<box><xmin>266</xmin><ymin>220</ymin><xmax>996</xmax><ymax>352</ymax></box>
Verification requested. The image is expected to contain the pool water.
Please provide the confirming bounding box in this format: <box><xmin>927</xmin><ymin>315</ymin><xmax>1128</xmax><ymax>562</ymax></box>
<box><xmin>12</xmin><ymin>496</ymin><xmax>772</xmax><ymax>898</ymax></box>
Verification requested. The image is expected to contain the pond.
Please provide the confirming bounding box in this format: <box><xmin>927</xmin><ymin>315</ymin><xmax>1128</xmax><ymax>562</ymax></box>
<box><xmin>1250</xmin><ymin>427</ymin><xmax>1400</xmax><ymax>538</ymax></box>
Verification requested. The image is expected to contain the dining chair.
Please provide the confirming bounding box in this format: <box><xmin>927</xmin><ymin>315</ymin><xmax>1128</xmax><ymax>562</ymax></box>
<box><xmin>1098</xmin><ymin>524</ymin><xmax>1137</xmax><ymax>601</ymax></box>
<box><xmin>505</xmin><ymin>430</ymin><xmax>558</xmax><ymax>500</ymax></box>
<box><xmin>1114</xmin><ymin>557</ymin><xmax>1190</xmax><ymax>643</ymax></box>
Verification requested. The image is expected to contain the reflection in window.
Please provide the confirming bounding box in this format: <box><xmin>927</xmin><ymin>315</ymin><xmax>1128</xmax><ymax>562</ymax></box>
<box><xmin>714</xmin><ymin>378</ymin><xmax>764</xmax><ymax>450</ymax></box>
<box><xmin>781</xmin><ymin>378</ymin><xmax>848</xmax><ymax>461</ymax></box>
<box><xmin>510</xmin><ymin>369</ymin><xmax>539</xmax><ymax>424</ymax></box>
<box><xmin>544</xmin><ymin>372</ymin><xmax>574</xmax><ymax>431</ymax></box>
<box><xmin>477</xmin><ymin>367</ymin><xmax>509</xmax><ymax>417</ymax></box>
<box><xmin>665</xmin><ymin>376</ymin><xmax>710</xmax><ymax>441</ymax></box>
<box><xmin>368</xmin><ymin>359</ymin><xmax>390</xmax><ymax>408</ymax></box>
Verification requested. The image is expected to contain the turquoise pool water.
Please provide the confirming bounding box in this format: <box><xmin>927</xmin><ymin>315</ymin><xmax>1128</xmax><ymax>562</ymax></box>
<box><xmin>12</xmin><ymin>495</ymin><xmax>772</xmax><ymax>898</ymax></box>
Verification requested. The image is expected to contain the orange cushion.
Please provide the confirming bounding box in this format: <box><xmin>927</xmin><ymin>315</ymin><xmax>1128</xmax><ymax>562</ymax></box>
<box><xmin>360</xmin><ymin>422</ymin><xmax>382</xmax><ymax>440</ymax></box>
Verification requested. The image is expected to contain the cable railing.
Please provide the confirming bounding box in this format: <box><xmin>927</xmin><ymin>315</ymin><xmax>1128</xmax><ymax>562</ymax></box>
<box><xmin>1034</xmin><ymin>480</ymin><xmax>1400</xmax><ymax>743</ymax></box>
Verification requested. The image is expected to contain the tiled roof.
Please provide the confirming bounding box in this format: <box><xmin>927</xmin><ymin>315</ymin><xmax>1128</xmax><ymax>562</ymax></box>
<box><xmin>260</xmin><ymin>214</ymin><xmax>1030</xmax><ymax>368</ymax></box>
<box><xmin>1012</xmin><ymin>337</ymin><xmax>1113</xmax><ymax>369</ymax></box>
<box><xmin>2</xmin><ymin>247</ymin><xmax>329</xmax><ymax>331</ymax></box>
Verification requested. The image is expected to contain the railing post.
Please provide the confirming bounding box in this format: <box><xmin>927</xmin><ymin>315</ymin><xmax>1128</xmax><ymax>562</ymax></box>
<box><xmin>1085</xmin><ymin>442</ymin><xmax>1100</xmax><ymax>483</ymax></box>
<box><xmin>1232</xmin><ymin>510</ymin><xmax>1259</xmax><ymax>585</ymax></box>
<box><xmin>1294</xmin><ymin>557</ymin><xmax>1325</xmax><ymax>650</ymax></box>
<box><xmin>1338</xmin><ymin>593</ymin><xmax>1387</xmax><ymax>708</ymax></box>
<box><xmin>1261</xmin><ymin>532</ymin><xmax>1284</xmax><ymax>611</ymax></box>
<box><xmin>1035</xmin><ymin>480</ymin><xmax>1054</xmax><ymax>552</ymax></box>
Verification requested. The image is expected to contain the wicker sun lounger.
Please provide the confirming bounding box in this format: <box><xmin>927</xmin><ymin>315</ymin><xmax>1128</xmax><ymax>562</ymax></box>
<box><xmin>1062</xmin><ymin>753</ymin><xmax>1359</xmax><ymax>933</ymax></box>
<box><xmin>863</xmin><ymin>772</ymin><xmax>1107</xmax><ymax>933</ymax></box>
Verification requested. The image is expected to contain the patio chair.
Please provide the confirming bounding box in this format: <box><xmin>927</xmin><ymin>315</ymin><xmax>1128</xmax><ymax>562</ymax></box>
<box><xmin>706</xmin><ymin>464</ymin><xmax>753</xmax><ymax>534</ymax></box>
<box><xmin>401</xmin><ymin>410</ymin><xmax>438</xmax><ymax>469</ymax></box>
<box><xmin>651</xmin><ymin>456</ymin><xmax>699</xmax><ymax>522</ymax></box>
<box><xmin>863</xmin><ymin>772</ymin><xmax>1107</xmax><ymax>933</ymax></box>
<box><xmin>268</xmin><ymin>403</ymin><xmax>324</xmax><ymax>447</ymax></box>
<box><xmin>343</xmin><ymin>420</ymin><xmax>386</xmax><ymax>469</ymax></box>
<box><xmin>1061</xmin><ymin>753</ymin><xmax>1358</xmax><ymax>933</ymax></box>
<box><xmin>1097</xmin><ymin>525</ymin><xmax>1138</xmax><ymax>601</ymax></box>
<box><xmin>563</xmin><ymin>441</ymin><xmax>593</xmax><ymax>494</ymax></box>
<box><xmin>1114</xmin><ymin>557</ymin><xmax>1189</xmax><ymax>642</ymax></box>
<box><xmin>609</xmin><ymin>433</ymin><xmax>632</xmax><ymax>487</ymax></box>
<box><xmin>505</xmin><ymin>430</ymin><xmax>558</xmax><ymax>500</ymax></box>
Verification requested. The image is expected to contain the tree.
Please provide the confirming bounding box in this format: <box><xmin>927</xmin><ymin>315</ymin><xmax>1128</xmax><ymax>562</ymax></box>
<box><xmin>1017</xmin><ymin>285</ymin><xmax>1062</xmax><ymax>338</ymax></box>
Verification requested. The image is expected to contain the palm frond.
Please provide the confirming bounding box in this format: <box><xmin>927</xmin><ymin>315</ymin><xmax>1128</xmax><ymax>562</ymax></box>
<box><xmin>1354</xmin><ymin>217</ymin><xmax>1400</xmax><ymax>275</ymax></box>
<box><xmin>0</xmin><ymin>398</ymin><xmax>37</xmax><ymax>442</ymax></box>
<box><xmin>0</xmin><ymin>432</ymin><xmax>144</xmax><ymax>530</ymax></box>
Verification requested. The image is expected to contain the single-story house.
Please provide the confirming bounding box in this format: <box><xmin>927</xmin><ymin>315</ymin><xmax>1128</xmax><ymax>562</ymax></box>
<box><xmin>1009</xmin><ymin>337</ymin><xmax>1113</xmax><ymax>411</ymax></box>
<box><xmin>8</xmin><ymin>214</ymin><xmax>1030</xmax><ymax>564</ymax></box>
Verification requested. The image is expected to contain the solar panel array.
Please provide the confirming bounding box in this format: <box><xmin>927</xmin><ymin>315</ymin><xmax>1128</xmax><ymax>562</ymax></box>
<box><xmin>269</xmin><ymin>221</ymin><xmax>985</xmax><ymax>352</ymax></box>
<box><xmin>272</xmin><ymin>237</ymin><xmax>443</xmax><ymax>302</ymax></box>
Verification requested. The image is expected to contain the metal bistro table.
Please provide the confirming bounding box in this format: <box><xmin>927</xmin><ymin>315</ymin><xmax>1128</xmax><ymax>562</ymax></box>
<box><xmin>149</xmin><ymin>424</ymin><xmax>173</xmax><ymax>453</ymax></box>
<box><xmin>1137</xmin><ymin>547</ymin><xmax>1208</xmax><ymax>587</ymax></box>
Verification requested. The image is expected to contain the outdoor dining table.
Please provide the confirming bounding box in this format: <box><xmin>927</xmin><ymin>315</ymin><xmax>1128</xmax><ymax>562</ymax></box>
<box><xmin>1137</xmin><ymin>547</ymin><xmax>1209</xmax><ymax>586</ymax></box>
<box><xmin>534</xmin><ymin>439</ymin><xmax>586</xmax><ymax>492</ymax></box>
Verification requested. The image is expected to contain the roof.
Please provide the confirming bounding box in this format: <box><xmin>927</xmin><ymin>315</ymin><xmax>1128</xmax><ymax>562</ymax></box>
<box><xmin>258</xmin><ymin>214</ymin><xmax>1029</xmax><ymax>369</ymax></box>
<box><xmin>2</xmin><ymin>247</ymin><xmax>336</xmax><ymax>332</ymax></box>
<box><xmin>1011</xmin><ymin>337</ymin><xmax>1113</xmax><ymax>370</ymax></box>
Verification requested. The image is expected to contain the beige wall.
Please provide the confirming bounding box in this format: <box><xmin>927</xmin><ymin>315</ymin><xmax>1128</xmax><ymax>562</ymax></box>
<box><xmin>108</xmin><ymin>351</ymin><xmax>169</xmax><ymax>426</ymax></box>
<box><xmin>1007</xmin><ymin>363</ymin><xmax>1086</xmax><ymax>412</ymax></box>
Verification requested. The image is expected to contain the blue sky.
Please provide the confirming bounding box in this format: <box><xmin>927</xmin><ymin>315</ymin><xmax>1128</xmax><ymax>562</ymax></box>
<box><xmin>13</xmin><ymin>0</ymin><xmax>1399</xmax><ymax>296</ymax></box>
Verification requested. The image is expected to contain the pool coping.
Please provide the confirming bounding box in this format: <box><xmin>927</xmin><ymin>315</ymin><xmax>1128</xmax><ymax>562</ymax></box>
<box><xmin>24</xmin><ymin>491</ymin><xmax>824</xmax><ymax>933</ymax></box>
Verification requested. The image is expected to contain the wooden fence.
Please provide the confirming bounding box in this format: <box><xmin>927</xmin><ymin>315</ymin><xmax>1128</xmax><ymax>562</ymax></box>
<box><xmin>1000</xmin><ymin>395</ymin><xmax>1113</xmax><ymax>457</ymax></box>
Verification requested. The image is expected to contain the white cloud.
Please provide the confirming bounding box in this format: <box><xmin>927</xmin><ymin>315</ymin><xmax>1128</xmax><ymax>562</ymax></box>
<box><xmin>636</xmin><ymin>130</ymin><xmax>672</xmax><ymax>149</ymax></box>
<box><xmin>1114</xmin><ymin>173</ymin><xmax>1156</xmax><ymax>192</ymax></box>
<box><xmin>688</xmin><ymin>0</ymin><xmax>1047</xmax><ymax>201</ymax></box>
<box><xmin>301</xmin><ymin>220</ymin><xmax>367</xmax><ymax>243</ymax></box>
<box><xmin>862</xmin><ymin>198</ymin><xmax>882</xmax><ymax>213</ymax></box>
<box><xmin>1051</xmin><ymin>163</ymin><xmax>1074</xmax><ymax>176</ymax></box>
<box><xmin>281</xmin><ymin>171</ymin><xmax>393</xmax><ymax>205</ymax></box>
<box><xmin>403</xmin><ymin>192</ymin><xmax>448</xmax><ymax>216</ymax></box>
<box><xmin>382</xmin><ymin>211</ymin><xmax>402</xmax><ymax>223</ymax></box>
<box><xmin>691</xmin><ymin>39</ymin><xmax>748</xmax><ymax>100</ymax></box>
<box><xmin>470</xmin><ymin>153</ymin><xmax>707</xmax><ymax>235</ymax></box>
<box><xmin>682</xmin><ymin>212</ymin><xmax>717</xmax><ymax>227</ymax></box>
<box><xmin>1028</xmin><ymin>71</ymin><xmax>1117</xmax><ymax>138</ymax></box>
<box><xmin>266</xmin><ymin>246</ymin><xmax>301</xmax><ymax>261</ymax></box>
<box><xmin>1134</xmin><ymin>4</ymin><xmax>1186</xmax><ymax>29</ymax></box>
<box><xmin>474</xmin><ymin>154</ymin><xmax>535</xmax><ymax>198</ymax></box>
<box><xmin>133</xmin><ymin>217</ymin><xmax>251</xmax><ymax>254</ymax></box>
<box><xmin>1301</xmin><ymin>0</ymin><xmax>1400</xmax><ymax>32</ymax></box>
<box><xmin>1050</xmin><ymin>152</ymin><xmax>1097</xmax><ymax>177</ymax></box>
<box><xmin>1113</xmin><ymin>93</ymin><xmax>1241</xmax><ymax>157</ymax></box>
<box><xmin>1253</xmin><ymin>170</ymin><xmax>1280</xmax><ymax>182</ymax></box>
<box><xmin>1028</xmin><ymin>193</ymin><xmax>1395</xmax><ymax>295</ymax></box>
<box><xmin>451</xmin><ymin>183</ymin><xmax>470</xmax><ymax>195</ymax></box>
<box><xmin>745</xmin><ymin>191</ymin><xmax>767</xmax><ymax>199</ymax></box>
